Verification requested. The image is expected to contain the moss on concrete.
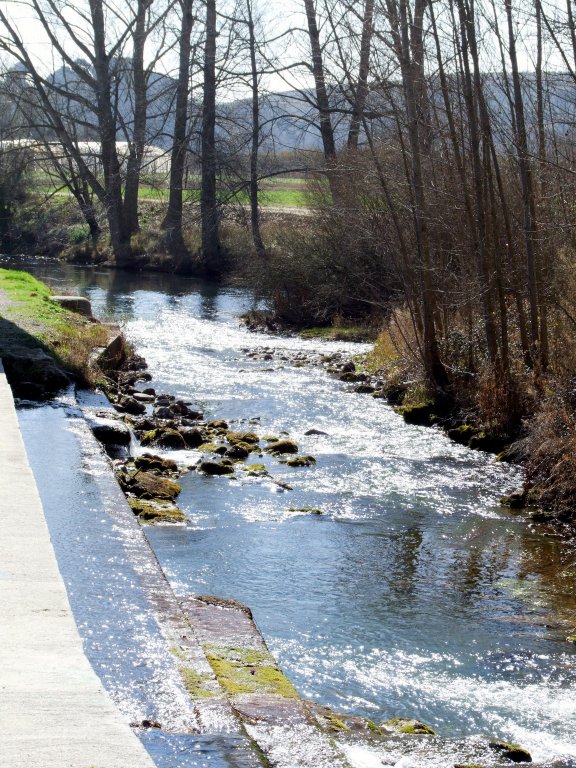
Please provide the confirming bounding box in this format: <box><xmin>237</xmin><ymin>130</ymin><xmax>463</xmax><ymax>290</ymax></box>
<box><xmin>203</xmin><ymin>644</ymin><xmax>299</xmax><ymax>698</ymax></box>
<box><xmin>179</xmin><ymin>667</ymin><xmax>217</xmax><ymax>699</ymax></box>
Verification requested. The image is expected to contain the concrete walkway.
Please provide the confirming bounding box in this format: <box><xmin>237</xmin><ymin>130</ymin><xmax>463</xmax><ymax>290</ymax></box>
<box><xmin>0</xmin><ymin>362</ymin><xmax>155</xmax><ymax>768</ymax></box>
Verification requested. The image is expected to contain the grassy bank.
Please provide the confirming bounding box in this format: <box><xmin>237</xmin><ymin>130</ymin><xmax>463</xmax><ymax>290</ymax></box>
<box><xmin>0</xmin><ymin>268</ymin><xmax>110</xmax><ymax>392</ymax></box>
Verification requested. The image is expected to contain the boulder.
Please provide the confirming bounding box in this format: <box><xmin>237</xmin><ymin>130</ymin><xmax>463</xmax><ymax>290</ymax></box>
<box><xmin>381</xmin><ymin>718</ymin><xmax>436</xmax><ymax>736</ymax></box>
<box><xmin>499</xmin><ymin>488</ymin><xmax>527</xmax><ymax>509</ymax></box>
<box><xmin>50</xmin><ymin>295</ymin><xmax>93</xmax><ymax>317</ymax></box>
<box><xmin>468</xmin><ymin>432</ymin><xmax>510</xmax><ymax>453</ymax></box>
<box><xmin>93</xmin><ymin>331</ymin><xmax>127</xmax><ymax>370</ymax></box>
<box><xmin>398</xmin><ymin>403</ymin><xmax>436</xmax><ymax>425</ymax></box>
<box><xmin>488</xmin><ymin>741</ymin><xmax>532</xmax><ymax>763</ymax></box>
<box><xmin>127</xmin><ymin>498</ymin><xmax>186</xmax><ymax>524</ymax></box>
<box><xmin>304</xmin><ymin>428</ymin><xmax>329</xmax><ymax>436</ymax></box>
<box><xmin>225</xmin><ymin>444</ymin><xmax>250</xmax><ymax>459</ymax></box>
<box><xmin>117</xmin><ymin>395</ymin><xmax>146</xmax><ymax>415</ymax></box>
<box><xmin>198</xmin><ymin>442</ymin><xmax>228</xmax><ymax>455</ymax></box>
<box><xmin>132</xmin><ymin>392</ymin><xmax>155</xmax><ymax>403</ymax></box>
<box><xmin>157</xmin><ymin>429</ymin><xmax>187</xmax><ymax>449</ymax></box>
<box><xmin>119</xmin><ymin>470</ymin><xmax>181</xmax><ymax>500</ymax></box>
<box><xmin>446</xmin><ymin>424</ymin><xmax>477</xmax><ymax>446</ymax></box>
<box><xmin>90</xmin><ymin>417</ymin><xmax>131</xmax><ymax>447</ymax></box>
<box><xmin>179</xmin><ymin>427</ymin><xmax>205</xmax><ymax>448</ymax></box>
<box><xmin>134</xmin><ymin>453</ymin><xmax>178</xmax><ymax>473</ymax></box>
<box><xmin>122</xmin><ymin>352</ymin><xmax>148</xmax><ymax>372</ymax></box>
<box><xmin>339</xmin><ymin>371</ymin><xmax>365</xmax><ymax>383</ymax></box>
<box><xmin>265</xmin><ymin>439</ymin><xmax>299</xmax><ymax>454</ymax></box>
<box><xmin>284</xmin><ymin>455</ymin><xmax>316</xmax><ymax>467</ymax></box>
<box><xmin>198</xmin><ymin>460</ymin><xmax>235</xmax><ymax>475</ymax></box>
<box><xmin>154</xmin><ymin>405</ymin><xmax>175</xmax><ymax>420</ymax></box>
<box><xmin>227</xmin><ymin>431</ymin><xmax>260</xmax><ymax>445</ymax></box>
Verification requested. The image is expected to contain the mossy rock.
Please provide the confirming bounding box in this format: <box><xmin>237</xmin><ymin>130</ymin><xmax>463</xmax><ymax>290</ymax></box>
<box><xmin>262</xmin><ymin>434</ymin><xmax>279</xmax><ymax>442</ymax></box>
<box><xmin>134</xmin><ymin>453</ymin><xmax>177</xmax><ymax>473</ymax></box>
<box><xmin>207</xmin><ymin>419</ymin><xmax>229</xmax><ymax>429</ymax></box>
<box><xmin>225</xmin><ymin>444</ymin><xmax>251</xmax><ymax>459</ymax></box>
<box><xmin>179</xmin><ymin>427</ymin><xmax>205</xmax><ymax>448</ymax></box>
<box><xmin>308</xmin><ymin>704</ymin><xmax>381</xmax><ymax>736</ymax></box>
<box><xmin>157</xmin><ymin>428</ymin><xmax>187</xmax><ymax>449</ymax></box>
<box><xmin>265</xmin><ymin>439</ymin><xmax>299</xmax><ymax>454</ymax></box>
<box><xmin>488</xmin><ymin>740</ymin><xmax>532</xmax><ymax>763</ymax></box>
<box><xmin>127</xmin><ymin>498</ymin><xmax>186</xmax><ymax>523</ymax></box>
<box><xmin>198</xmin><ymin>460</ymin><xmax>235</xmax><ymax>476</ymax></box>
<box><xmin>227</xmin><ymin>431</ymin><xmax>259</xmax><ymax>445</ymax></box>
<box><xmin>121</xmin><ymin>470</ymin><xmax>181</xmax><ymax>500</ymax></box>
<box><xmin>239</xmin><ymin>463</ymin><xmax>269</xmax><ymax>477</ymax></box>
<box><xmin>204</xmin><ymin>644</ymin><xmax>299</xmax><ymax>698</ymax></box>
<box><xmin>446</xmin><ymin>424</ymin><xmax>478</xmax><ymax>446</ymax></box>
<box><xmin>382</xmin><ymin>717</ymin><xmax>436</xmax><ymax>735</ymax></box>
<box><xmin>198</xmin><ymin>442</ymin><xmax>228</xmax><ymax>455</ymax></box>
<box><xmin>284</xmin><ymin>455</ymin><xmax>316</xmax><ymax>467</ymax></box>
<box><xmin>315</xmin><ymin>711</ymin><xmax>350</xmax><ymax>732</ymax></box>
<box><xmin>499</xmin><ymin>489</ymin><xmax>526</xmax><ymax>509</ymax></box>
<box><xmin>397</xmin><ymin>403</ymin><xmax>436</xmax><ymax>425</ymax></box>
<box><xmin>140</xmin><ymin>428</ymin><xmax>159</xmax><ymax>446</ymax></box>
<box><xmin>289</xmin><ymin>507</ymin><xmax>323</xmax><ymax>515</ymax></box>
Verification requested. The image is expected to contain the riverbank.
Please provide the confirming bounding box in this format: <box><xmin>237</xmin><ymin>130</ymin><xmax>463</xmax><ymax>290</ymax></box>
<box><xmin>0</xmin><ymin>268</ymin><xmax>118</xmax><ymax>397</ymax></box>
<box><xmin>2</xmin><ymin>263</ymin><xmax>572</xmax><ymax>764</ymax></box>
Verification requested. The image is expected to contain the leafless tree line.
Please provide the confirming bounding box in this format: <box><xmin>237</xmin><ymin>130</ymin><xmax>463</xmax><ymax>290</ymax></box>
<box><xmin>0</xmin><ymin>0</ymin><xmax>576</xmax><ymax>395</ymax></box>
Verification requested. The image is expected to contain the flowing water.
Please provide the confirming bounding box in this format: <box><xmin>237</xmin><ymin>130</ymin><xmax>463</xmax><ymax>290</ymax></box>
<box><xmin>7</xmin><ymin>258</ymin><xmax>576</xmax><ymax>767</ymax></box>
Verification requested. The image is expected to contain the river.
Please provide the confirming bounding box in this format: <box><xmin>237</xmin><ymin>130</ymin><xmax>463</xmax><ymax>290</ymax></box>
<box><xmin>6</xmin><ymin>259</ymin><xmax>576</xmax><ymax>767</ymax></box>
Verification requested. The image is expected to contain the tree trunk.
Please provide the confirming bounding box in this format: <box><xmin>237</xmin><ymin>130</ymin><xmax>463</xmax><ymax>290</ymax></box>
<box><xmin>303</xmin><ymin>0</ymin><xmax>341</xmax><ymax>202</ymax></box>
<box><xmin>200</xmin><ymin>0</ymin><xmax>221</xmax><ymax>275</ymax></box>
<box><xmin>89</xmin><ymin>0</ymin><xmax>131</xmax><ymax>265</ymax></box>
<box><xmin>347</xmin><ymin>0</ymin><xmax>374</xmax><ymax>150</ymax></box>
<box><xmin>163</xmin><ymin>0</ymin><xmax>194</xmax><ymax>256</ymax></box>
<box><xmin>124</xmin><ymin>0</ymin><xmax>150</xmax><ymax>237</ymax></box>
<box><xmin>247</xmin><ymin>0</ymin><xmax>266</xmax><ymax>258</ymax></box>
<box><xmin>505</xmin><ymin>0</ymin><xmax>543</xmax><ymax>366</ymax></box>
<box><xmin>456</xmin><ymin>0</ymin><xmax>499</xmax><ymax>366</ymax></box>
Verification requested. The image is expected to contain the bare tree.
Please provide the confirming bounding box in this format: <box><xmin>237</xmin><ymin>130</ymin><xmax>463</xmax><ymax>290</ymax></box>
<box><xmin>0</xmin><ymin>0</ymin><xmax>169</xmax><ymax>265</ymax></box>
<box><xmin>163</xmin><ymin>0</ymin><xmax>196</xmax><ymax>255</ymax></box>
<box><xmin>200</xmin><ymin>0</ymin><xmax>221</xmax><ymax>273</ymax></box>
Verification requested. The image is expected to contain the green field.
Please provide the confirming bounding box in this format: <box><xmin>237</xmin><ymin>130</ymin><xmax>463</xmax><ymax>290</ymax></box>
<box><xmin>32</xmin><ymin>173</ymin><xmax>312</xmax><ymax>208</ymax></box>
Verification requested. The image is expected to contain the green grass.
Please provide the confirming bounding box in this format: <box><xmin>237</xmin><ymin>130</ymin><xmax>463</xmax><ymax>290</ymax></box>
<box><xmin>300</xmin><ymin>325</ymin><xmax>378</xmax><ymax>342</ymax></box>
<box><xmin>28</xmin><ymin>174</ymin><xmax>312</xmax><ymax>208</ymax></box>
<box><xmin>0</xmin><ymin>268</ymin><xmax>110</xmax><ymax>381</ymax></box>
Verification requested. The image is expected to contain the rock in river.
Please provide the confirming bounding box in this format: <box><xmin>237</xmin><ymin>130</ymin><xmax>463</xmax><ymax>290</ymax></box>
<box><xmin>119</xmin><ymin>470</ymin><xmax>181</xmax><ymax>500</ymax></box>
<box><xmin>198</xmin><ymin>460</ymin><xmax>235</xmax><ymax>475</ymax></box>
<box><xmin>265</xmin><ymin>439</ymin><xmax>299</xmax><ymax>454</ymax></box>
<box><xmin>89</xmin><ymin>416</ymin><xmax>131</xmax><ymax>447</ymax></box>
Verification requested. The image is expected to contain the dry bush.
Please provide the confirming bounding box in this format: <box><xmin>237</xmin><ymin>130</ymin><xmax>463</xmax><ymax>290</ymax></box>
<box><xmin>524</xmin><ymin>392</ymin><xmax>576</xmax><ymax>523</ymax></box>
